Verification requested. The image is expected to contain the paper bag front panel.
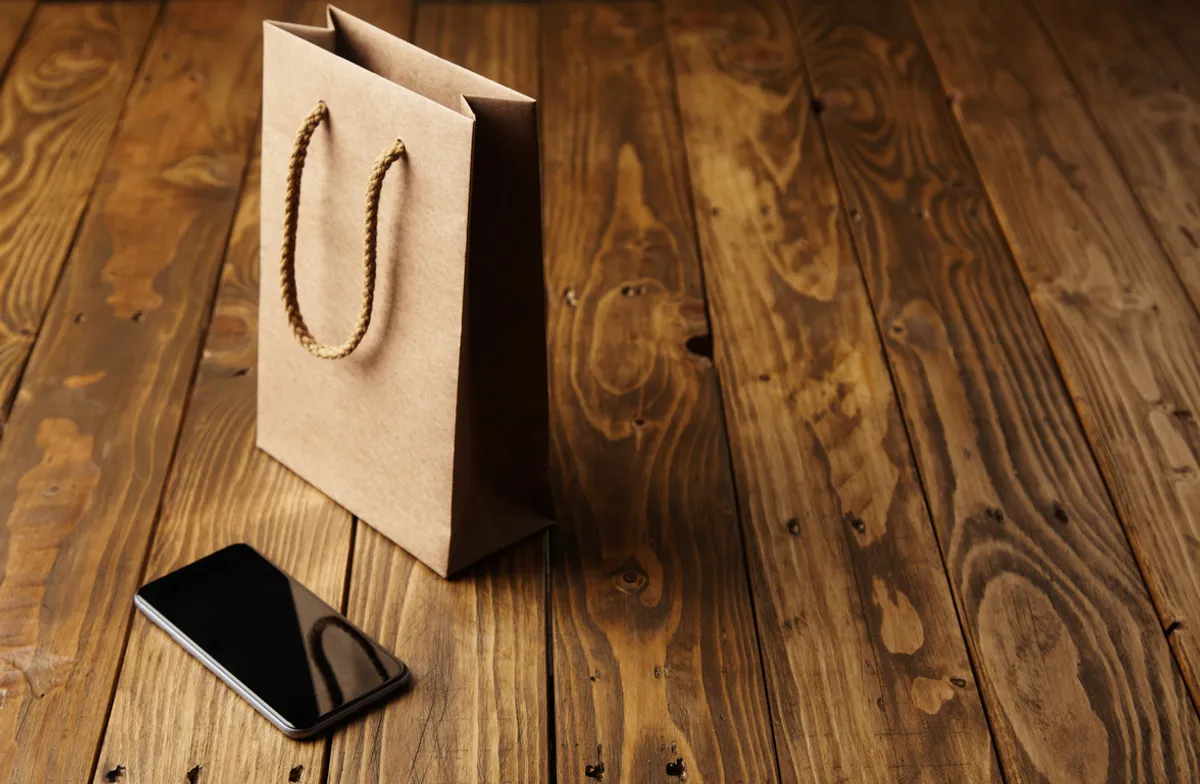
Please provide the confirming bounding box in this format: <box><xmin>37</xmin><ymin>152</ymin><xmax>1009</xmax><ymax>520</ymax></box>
<box><xmin>258</xmin><ymin>21</ymin><xmax>475</xmax><ymax>573</ymax></box>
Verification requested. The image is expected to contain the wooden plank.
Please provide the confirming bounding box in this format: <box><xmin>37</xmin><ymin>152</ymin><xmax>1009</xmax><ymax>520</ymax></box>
<box><xmin>1032</xmin><ymin>0</ymin><xmax>1200</xmax><ymax>338</ymax></box>
<box><xmin>664</xmin><ymin>1</ymin><xmax>999</xmax><ymax>782</ymax></box>
<box><xmin>540</xmin><ymin>5</ymin><xmax>777</xmax><ymax>783</ymax></box>
<box><xmin>1159</xmin><ymin>0</ymin><xmax>1200</xmax><ymax>74</ymax></box>
<box><xmin>92</xmin><ymin>4</ymin><xmax>416</xmax><ymax>782</ymax></box>
<box><xmin>910</xmin><ymin>0</ymin><xmax>1200</xmax><ymax>719</ymax></box>
<box><xmin>0</xmin><ymin>2</ymin><xmax>158</xmax><ymax>420</ymax></box>
<box><xmin>0</xmin><ymin>1</ymin><xmax>36</xmax><ymax>73</ymax></box>
<box><xmin>326</xmin><ymin>5</ymin><xmax>549</xmax><ymax>783</ymax></box>
<box><xmin>793</xmin><ymin>0</ymin><xmax>1200</xmax><ymax>779</ymax></box>
<box><xmin>90</xmin><ymin>148</ymin><xmax>348</xmax><ymax>784</ymax></box>
<box><xmin>0</xmin><ymin>3</ymin><xmax>266</xmax><ymax>781</ymax></box>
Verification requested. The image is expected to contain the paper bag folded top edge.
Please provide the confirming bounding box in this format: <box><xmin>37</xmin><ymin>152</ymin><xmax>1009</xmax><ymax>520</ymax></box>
<box><xmin>266</xmin><ymin>5</ymin><xmax>534</xmax><ymax>122</ymax></box>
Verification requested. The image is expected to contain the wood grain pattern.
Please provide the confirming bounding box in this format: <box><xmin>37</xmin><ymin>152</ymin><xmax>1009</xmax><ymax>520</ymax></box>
<box><xmin>0</xmin><ymin>2</ymin><xmax>158</xmax><ymax>420</ymax></box>
<box><xmin>0</xmin><ymin>1</ymin><xmax>36</xmax><ymax>74</ymax></box>
<box><xmin>1032</xmin><ymin>0</ymin><xmax>1200</xmax><ymax>341</ymax></box>
<box><xmin>1158</xmin><ymin>0</ymin><xmax>1200</xmax><ymax>75</ymax></box>
<box><xmin>664</xmin><ymin>1</ymin><xmax>998</xmax><ymax>782</ymax></box>
<box><xmin>326</xmin><ymin>5</ymin><xmax>549</xmax><ymax>783</ymax></box>
<box><xmin>910</xmin><ymin>0</ymin><xmax>1200</xmax><ymax>719</ymax></box>
<box><xmin>92</xmin><ymin>4</ymin><xmax>417</xmax><ymax>782</ymax></box>
<box><xmin>90</xmin><ymin>150</ymin><xmax>349</xmax><ymax>784</ymax></box>
<box><xmin>541</xmin><ymin>5</ymin><xmax>777</xmax><ymax>783</ymax></box>
<box><xmin>794</xmin><ymin>0</ymin><xmax>1200</xmax><ymax>779</ymax></box>
<box><xmin>0</xmin><ymin>3</ymin><xmax>266</xmax><ymax>781</ymax></box>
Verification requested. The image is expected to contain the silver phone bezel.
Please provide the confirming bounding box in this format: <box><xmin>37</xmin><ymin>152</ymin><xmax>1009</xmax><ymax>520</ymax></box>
<box><xmin>134</xmin><ymin>586</ymin><xmax>410</xmax><ymax>739</ymax></box>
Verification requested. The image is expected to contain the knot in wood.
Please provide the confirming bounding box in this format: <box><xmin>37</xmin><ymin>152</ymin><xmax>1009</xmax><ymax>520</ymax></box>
<box><xmin>613</xmin><ymin>561</ymin><xmax>649</xmax><ymax>595</ymax></box>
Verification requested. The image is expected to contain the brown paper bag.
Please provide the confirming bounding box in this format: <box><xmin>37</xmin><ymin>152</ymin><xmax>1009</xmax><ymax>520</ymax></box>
<box><xmin>257</xmin><ymin>6</ymin><xmax>550</xmax><ymax>577</ymax></box>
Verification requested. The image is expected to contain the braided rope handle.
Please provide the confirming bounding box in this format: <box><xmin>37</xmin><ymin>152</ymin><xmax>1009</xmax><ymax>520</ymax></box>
<box><xmin>280</xmin><ymin>100</ymin><xmax>407</xmax><ymax>360</ymax></box>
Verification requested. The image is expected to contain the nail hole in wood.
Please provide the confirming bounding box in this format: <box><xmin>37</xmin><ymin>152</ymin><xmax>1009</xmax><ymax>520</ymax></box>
<box><xmin>288</xmin><ymin>765</ymin><xmax>304</xmax><ymax>782</ymax></box>
<box><xmin>1052</xmin><ymin>503</ymin><xmax>1069</xmax><ymax>525</ymax></box>
<box><xmin>186</xmin><ymin>766</ymin><xmax>202</xmax><ymax>784</ymax></box>
<box><xmin>131</xmin><ymin>311</ymin><xmax>145</xmax><ymax>323</ymax></box>
<box><xmin>844</xmin><ymin>513</ymin><xmax>866</xmax><ymax>534</ymax></box>
<box><xmin>758</xmin><ymin>373</ymin><xmax>771</xmax><ymax>382</ymax></box>
<box><xmin>105</xmin><ymin>766</ymin><xmax>126</xmax><ymax>782</ymax></box>
<box><xmin>950</xmin><ymin>677</ymin><xmax>967</xmax><ymax>688</ymax></box>
<box><xmin>584</xmin><ymin>762</ymin><xmax>605</xmax><ymax>781</ymax></box>
<box><xmin>810</xmin><ymin>96</ymin><xmax>825</xmax><ymax>115</ymax></box>
<box><xmin>614</xmin><ymin>564</ymin><xmax>648</xmax><ymax>594</ymax></box>
<box><xmin>685</xmin><ymin>333</ymin><xmax>713</xmax><ymax>359</ymax></box>
<box><xmin>786</xmin><ymin>517</ymin><xmax>801</xmax><ymax>536</ymax></box>
<box><xmin>666</xmin><ymin>758</ymin><xmax>686</xmax><ymax>778</ymax></box>
<box><xmin>1167</xmin><ymin>620</ymin><xmax>1184</xmax><ymax>636</ymax></box>
<box><xmin>232</xmin><ymin>368</ymin><xmax>250</xmax><ymax>378</ymax></box>
<box><xmin>633</xmin><ymin>417</ymin><xmax>645</xmax><ymax>427</ymax></box>
<box><xmin>74</xmin><ymin>312</ymin><xmax>86</xmax><ymax>324</ymax></box>
<box><xmin>984</xmin><ymin>507</ymin><xmax>1004</xmax><ymax>523</ymax></box>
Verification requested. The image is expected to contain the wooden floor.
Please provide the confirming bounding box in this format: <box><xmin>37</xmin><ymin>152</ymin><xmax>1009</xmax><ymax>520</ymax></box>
<box><xmin>3</xmin><ymin>0</ymin><xmax>1200</xmax><ymax>781</ymax></box>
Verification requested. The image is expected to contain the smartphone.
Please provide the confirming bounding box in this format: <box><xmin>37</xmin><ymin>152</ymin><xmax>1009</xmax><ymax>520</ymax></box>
<box><xmin>135</xmin><ymin>543</ymin><xmax>409</xmax><ymax>738</ymax></box>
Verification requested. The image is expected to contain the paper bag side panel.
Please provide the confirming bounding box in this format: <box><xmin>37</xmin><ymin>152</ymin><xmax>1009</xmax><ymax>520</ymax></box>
<box><xmin>328</xmin><ymin>5</ymin><xmax>532</xmax><ymax>113</ymax></box>
<box><xmin>258</xmin><ymin>24</ymin><xmax>475</xmax><ymax>575</ymax></box>
<box><xmin>447</xmin><ymin>97</ymin><xmax>551</xmax><ymax>575</ymax></box>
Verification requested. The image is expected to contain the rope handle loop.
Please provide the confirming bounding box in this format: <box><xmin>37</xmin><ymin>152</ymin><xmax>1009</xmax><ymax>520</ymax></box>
<box><xmin>280</xmin><ymin>100</ymin><xmax>407</xmax><ymax>360</ymax></box>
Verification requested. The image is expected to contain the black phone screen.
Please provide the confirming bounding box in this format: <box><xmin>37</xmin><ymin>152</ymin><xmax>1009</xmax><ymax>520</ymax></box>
<box><xmin>136</xmin><ymin>543</ymin><xmax>405</xmax><ymax>730</ymax></box>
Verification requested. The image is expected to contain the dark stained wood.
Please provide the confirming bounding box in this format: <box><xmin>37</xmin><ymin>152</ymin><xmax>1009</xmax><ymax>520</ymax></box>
<box><xmin>1159</xmin><ymin>0</ymin><xmax>1200</xmax><ymax>75</ymax></box>
<box><xmin>4</xmin><ymin>0</ymin><xmax>1198</xmax><ymax>774</ymax></box>
<box><xmin>0</xmin><ymin>2</ymin><xmax>158</xmax><ymax>420</ymax></box>
<box><xmin>0</xmin><ymin>1</ymin><xmax>36</xmax><ymax>73</ymax></box>
<box><xmin>91</xmin><ymin>148</ymin><xmax>349</xmax><ymax>784</ymax></box>
<box><xmin>540</xmin><ymin>4</ymin><xmax>777</xmax><ymax>782</ymax></box>
<box><xmin>912</xmin><ymin>0</ymin><xmax>1200</xmax><ymax>723</ymax></box>
<box><xmin>326</xmin><ymin>5</ymin><xmax>549</xmax><ymax>782</ymax></box>
<box><xmin>794</xmin><ymin>0</ymin><xmax>1200</xmax><ymax>779</ymax></box>
<box><xmin>0</xmin><ymin>3</ymin><xmax>266</xmax><ymax>781</ymax></box>
<box><xmin>664</xmin><ymin>1</ymin><xmax>999</xmax><ymax>781</ymax></box>
<box><xmin>92</xmin><ymin>4</ymin><xmax>416</xmax><ymax>782</ymax></box>
<box><xmin>1033</xmin><ymin>0</ymin><xmax>1200</xmax><ymax>344</ymax></box>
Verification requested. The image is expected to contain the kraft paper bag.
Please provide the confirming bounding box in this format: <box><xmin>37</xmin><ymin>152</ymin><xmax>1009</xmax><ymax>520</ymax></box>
<box><xmin>257</xmin><ymin>6</ymin><xmax>550</xmax><ymax>577</ymax></box>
